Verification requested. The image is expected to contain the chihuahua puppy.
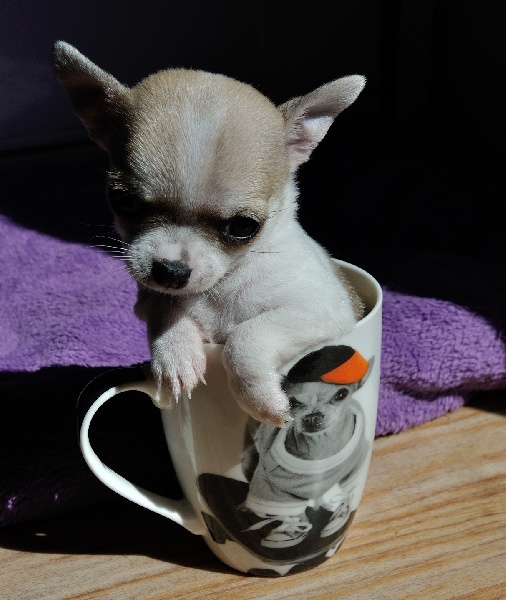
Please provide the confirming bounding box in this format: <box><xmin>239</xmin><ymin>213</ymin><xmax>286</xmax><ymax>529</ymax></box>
<box><xmin>53</xmin><ymin>41</ymin><xmax>366</xmax><ymax>426</ymax></box>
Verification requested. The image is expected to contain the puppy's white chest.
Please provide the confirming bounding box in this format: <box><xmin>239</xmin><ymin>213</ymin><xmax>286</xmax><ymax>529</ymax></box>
<box><xmin>189</xmin><ymin>287</ymin><xmax>262</xmax><ymax>343</ymax></box>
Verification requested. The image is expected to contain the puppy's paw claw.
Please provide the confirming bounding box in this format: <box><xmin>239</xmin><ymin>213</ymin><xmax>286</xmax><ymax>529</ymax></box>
<box><xmin>262</xmin><ymin>410</ymin><xmax>293</xmax><ymax>428</ymax></box>
<box><xmin>150</xmin><ymin>342</ymin><xmax>206</xmax><ymax>407</ymax></box>
<box><xmin>233</xmin><ymin>380</ymin><xmax>292</xmax><ymax>427</ymax></box>
<box><xmin>277</xmin><ymin>412</ymin><xmax>294</xmax><ymax>428</ymax></box>
<box><xmin>151</xmin><ymin>386</ymin><xmax>176</xmax><ymax>409</ymax></box>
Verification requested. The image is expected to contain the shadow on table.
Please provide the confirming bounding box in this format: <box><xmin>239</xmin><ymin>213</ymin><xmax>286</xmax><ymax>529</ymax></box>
<box><xmin>466</xmin><ymin>390</ymin><xmax>506</xmax><ymax>417</ymax></box>
<box><xmin>0</xmin><ymin>499</ymin><xmax>234</xmax><ymax>575</ymax></box>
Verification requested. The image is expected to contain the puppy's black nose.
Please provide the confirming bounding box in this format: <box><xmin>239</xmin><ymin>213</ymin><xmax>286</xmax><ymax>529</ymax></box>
<box><xmin>151</xmin><ymin>259</ymin><xmax>192</xmax><ymax>289</ymax></box>
<box><xmin>302</xmin><ymin>412</ymin><xmax>325</xmax><ymax>433</ymax></box>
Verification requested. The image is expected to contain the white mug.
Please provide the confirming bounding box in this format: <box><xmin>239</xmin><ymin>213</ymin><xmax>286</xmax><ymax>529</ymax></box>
<box><xmin>79</xmin><ymin>261</ymin><xmax>382</xmax><ymax>576</ymax></box>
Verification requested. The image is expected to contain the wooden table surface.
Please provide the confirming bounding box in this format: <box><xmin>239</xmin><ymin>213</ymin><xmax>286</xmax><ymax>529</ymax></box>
<box><xmin>1</xmin><ymin>391</ymin><xmax>504</xmax><ymax>600</ymax></box>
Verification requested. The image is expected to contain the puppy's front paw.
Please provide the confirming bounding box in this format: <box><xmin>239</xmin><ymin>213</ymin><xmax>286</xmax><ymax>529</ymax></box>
<box><xmin>232</xmin><ymin>378</ymin><xmax>292</xmax><ymax>427</ymax></box>
<box><xmin>150</xmin><ymin>337</ymin><xmax>206</xmax><ymax>407</ymax></box>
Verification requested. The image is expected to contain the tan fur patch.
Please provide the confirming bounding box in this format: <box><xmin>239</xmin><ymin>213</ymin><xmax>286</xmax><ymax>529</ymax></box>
<box><xmin>120</xmin><ymin>70</ymin><xmax>289</xmax><ymax>217</ymax></box>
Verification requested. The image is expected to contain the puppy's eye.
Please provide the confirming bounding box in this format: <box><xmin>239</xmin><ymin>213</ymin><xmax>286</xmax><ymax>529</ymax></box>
<box><xmin>332</xmin><ymin>388</ymin><xmax>349</xmax><ymax>403</ymax></box>
<box><xmin>109</xmin><ymin>194</ymin><xmax>144</xmax><ymax>216</ymax></box>
<box><xmin>289</xmin><ymin>397</ymin><xmax>305</xmax><ymax>411</ymax></box>
<box><xmin>221</xmin><ymin>216</ymin><xmax>260</xmax><ymax>242</ymax></box>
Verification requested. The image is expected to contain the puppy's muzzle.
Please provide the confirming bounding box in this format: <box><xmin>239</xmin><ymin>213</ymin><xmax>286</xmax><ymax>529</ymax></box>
<box><xmin>151</xmin><ymin>259</ymin><xmax>192</xmax><ymax>289</ymax></box>
<box><xmin>302</xmin><ymin>412</ymin><xmax>326</xmax><ymax>433</ymax></box>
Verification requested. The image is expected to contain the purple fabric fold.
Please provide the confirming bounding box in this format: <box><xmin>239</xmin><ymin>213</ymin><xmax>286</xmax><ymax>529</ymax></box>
<box><xmin>377</xmin><ymin>290</ymin><xmax>506</xmax><ymax>434</ymax></box>
<box><xmin>0</xmin><ymin>215</ymin><xmax>149</xmax><ymax>371</ymax></box>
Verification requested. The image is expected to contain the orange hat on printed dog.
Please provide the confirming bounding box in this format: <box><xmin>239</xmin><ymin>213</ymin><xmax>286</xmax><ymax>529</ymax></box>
<box><xmin>286</xmin><ymin>345</ymin><xmax>369</xmax><ymax>385</ymax></box>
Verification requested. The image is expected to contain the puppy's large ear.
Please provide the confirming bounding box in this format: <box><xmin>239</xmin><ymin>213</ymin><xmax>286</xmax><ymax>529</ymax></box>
<box><xmin>278</xmin><ymin>75</ymin><xmax>365</xmax><ymax>172</ymax></box>
<box><xmin>52</xmin><ymin>41</ymin><xmax>128</xmax><ymax>150</ymax></box>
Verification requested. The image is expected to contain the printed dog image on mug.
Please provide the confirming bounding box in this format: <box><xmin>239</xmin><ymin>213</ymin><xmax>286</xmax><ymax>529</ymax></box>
<box><xmin>198</xmin><ymin>344</ymin><xmax>374</xmax><ymax>575</ymax></box>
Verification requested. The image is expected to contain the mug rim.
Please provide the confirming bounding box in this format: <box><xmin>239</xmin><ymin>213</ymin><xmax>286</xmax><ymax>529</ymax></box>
<box><xmin>333</xmin><ymin>259</ymin><xmax>382</xmax><ymax>326</ymax></box>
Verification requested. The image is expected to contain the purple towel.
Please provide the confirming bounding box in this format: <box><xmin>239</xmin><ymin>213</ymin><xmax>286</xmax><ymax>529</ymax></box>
<box><xmin>0</xmin><ymin>214</ymin><xmax>505</xmax><ymax>527</ymax></box>
<box><xmin>0</xmin><ymin>215</ymin><xmax>149</xmax><ymax>370</ymax></box>
<box><xmin>378</xmin><ymin>290</ymin><xmax>505</xmax><ymax>434</ymax></box>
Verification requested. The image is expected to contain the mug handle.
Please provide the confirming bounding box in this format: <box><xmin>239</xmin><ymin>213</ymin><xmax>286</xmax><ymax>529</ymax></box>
<box><xmin>79</xmin><ymin>381</ymin><xmax>205</xmax><ymax>536</ymax></box>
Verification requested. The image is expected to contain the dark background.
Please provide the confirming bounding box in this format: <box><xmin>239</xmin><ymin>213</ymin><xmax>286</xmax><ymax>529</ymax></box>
<box><xmin>2</xmin><ymin>0</ymin><xmax>505</xmax><ymax>277</ymax></box>
<box><xmin>0</xmin><ymin>0</ymin><xmax>505</xmax><ymax>526</ymax></box>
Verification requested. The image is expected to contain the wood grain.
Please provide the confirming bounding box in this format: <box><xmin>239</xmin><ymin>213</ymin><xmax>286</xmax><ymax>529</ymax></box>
<box><xmin>0</xmin><ymin>391</ymin><xmax>504</xmax><ymax>600</ymax></box>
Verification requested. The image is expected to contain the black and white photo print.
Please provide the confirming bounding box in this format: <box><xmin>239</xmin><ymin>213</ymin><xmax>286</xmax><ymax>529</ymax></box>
<box><xmin>198</xmin><ymin>345</ymin><xmax>375</xmax><ymax>575</ymax></box>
